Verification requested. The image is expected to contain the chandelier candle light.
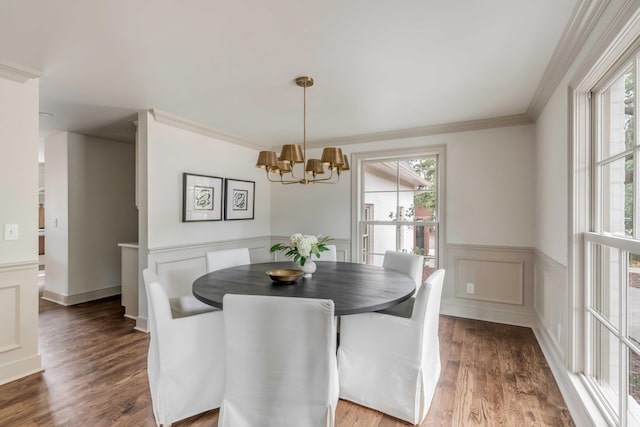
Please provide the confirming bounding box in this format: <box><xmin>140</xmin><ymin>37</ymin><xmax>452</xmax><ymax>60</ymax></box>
<box><xmin>255</xmin><ymin>76</ymin><xmax>349</xmax><ymax>184</ymax></box>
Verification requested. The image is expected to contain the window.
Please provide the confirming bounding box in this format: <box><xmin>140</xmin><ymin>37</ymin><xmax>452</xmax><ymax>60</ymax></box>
<box><xmin>586</xmin><ymin>48</ymin><xmax>640</xmax><ymax>426</ymax></box>
<box><xmin>352</xmin><ymin>148</ymin><xmax>444</xmax><ymax>281</ymax></box>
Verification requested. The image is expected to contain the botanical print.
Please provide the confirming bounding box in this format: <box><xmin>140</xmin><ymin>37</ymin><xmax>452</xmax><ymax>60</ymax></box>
<box><xmin>194</xmin><ymin>186</ymin><xmax>214</xmax><ymax>210</ymax></box>
<box><xmin>233</xmin><ymin>189</ymin><xmax>248</xmax><ymax>211</ymax></box>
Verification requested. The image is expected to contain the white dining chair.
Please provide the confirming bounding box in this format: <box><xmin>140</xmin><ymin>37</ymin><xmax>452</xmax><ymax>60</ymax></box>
<box><xmin>382</xmin><ymin>250</ymin><xmax>424</xmax><ymax>293</ymax></box>
<box><xmin>313</xmin><ymin>244</ymin><xmax>337</xmax><ymax>262</ymax></box>
<box><xmin>143</xmin><ymin>268</ymin><xmax>225</xmax><ymax>426</ymax></box>
<box><xmin>219</xmin><ymin>294</ymin><xmax>339</xmax><ymax>427</ymax></box>
<box><xmin>144</xmin><ymin>268</ymin><xmax>216</xmax><ymax>319</ymax></box>
<box><xmin>337</xmin><ymin>269</ymin><xmax>446</xmax><ymax>425</ymax></box>
<box><xmin>205</xmin><ymin>247</ymin><xmax>251</xmax><ymax>272</ymax></box>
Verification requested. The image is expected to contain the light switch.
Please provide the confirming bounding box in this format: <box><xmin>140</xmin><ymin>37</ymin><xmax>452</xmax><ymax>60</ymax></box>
<box><xmin>4</xmin><ymin>224</ymin><xmax>18</xmax><ymax>240</ymax></box>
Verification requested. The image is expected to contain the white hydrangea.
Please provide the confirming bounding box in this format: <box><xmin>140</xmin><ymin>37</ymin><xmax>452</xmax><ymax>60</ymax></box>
<box><xmin>296</xmin><ymin>238</ymin><xmax>312</xmax><ymax>257</ymax></box>
<box><xmin>288</xmin><ymin>233</ymin><xmax>320</xmax><ymax>258</ymax></box>
<box><xmin>290</xmin><ymin>233</ymin><xmax>303</xmax><ymax>246</ymax></box>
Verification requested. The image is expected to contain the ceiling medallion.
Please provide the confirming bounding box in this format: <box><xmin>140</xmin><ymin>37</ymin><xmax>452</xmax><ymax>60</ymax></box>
<box><xmin>255</xmin><ymin>76</ymin><xmax>349</xmax><ymax>184</ymax></box>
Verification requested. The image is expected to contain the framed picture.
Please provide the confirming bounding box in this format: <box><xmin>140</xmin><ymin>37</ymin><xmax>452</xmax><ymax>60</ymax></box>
<box><xmin>224</xmin><ymin>178</ymin><xmax>255</xmax><ymax>220</ymax></box>
<box><xmin>182</xmin><ymin>173</ymin><xmax>223</xmax><ymax>222</ymax></box>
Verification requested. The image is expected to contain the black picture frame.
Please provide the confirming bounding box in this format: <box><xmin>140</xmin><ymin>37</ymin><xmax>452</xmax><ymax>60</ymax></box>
<box><xmin>182</xmin><ymin>173</ymin><xmax>223</xmax><ymax>222</ymax></box>
<box><xmin>224</xmin><ymin>178</ymin><xmax>255</xmax><ymax>220</ymax></box>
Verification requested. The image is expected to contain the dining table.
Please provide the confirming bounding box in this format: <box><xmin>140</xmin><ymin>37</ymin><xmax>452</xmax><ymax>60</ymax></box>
<box><xmin>192</xmin><ymin>261</ymin><xmax>416</xmax><ymax>316</ymax></box>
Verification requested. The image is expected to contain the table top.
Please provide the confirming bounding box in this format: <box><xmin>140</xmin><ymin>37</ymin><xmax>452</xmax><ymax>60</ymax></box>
<box><xmin>192</xmin><ymin>261</ymin><xmax>416</xmax><ymax>316</ymax></box>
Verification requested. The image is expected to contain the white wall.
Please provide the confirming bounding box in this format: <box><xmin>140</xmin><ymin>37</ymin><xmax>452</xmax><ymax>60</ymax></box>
<box><xmin>0</xmin><ymin>74</ymin><xmax>41</xmax><ymax>385</ymax></box>
<box><xmin>136</xmin><ymin>111</ymin><xmax>272</xmax><ymax>330</ymax></box>
<box><xmin>67</xmin><ymin>133</ymin><xmax>137</xmax><ymax>296</ymax></box>
<box><xmin>269</xmin><ymin>160</ymin><xmax>352</xmax><ymax>238</ymax></box>
<box><xmin>270</xmin><ymin>125</ymin><xmax>537</xmax><ymax>326</ymax></box>
<box><xmin>43</xmin><ymin>132</ymin><xmax>69</xmax><ymax>297</ymax></box>
<box><xmin>536</xmin><ymin>85</ymin><xmax>568</xmax><ymax>265</ymax></box>
<box><xmin>272</xmin><ymin>125</ymin><xmax>536</xmax><ymax>247</ymax></box>
<box><xmin>447</xmin><ymin>125</ymin><xmax>535</xmax><ymax>246</ymax></box>
<box><xmin>44</xmin><ymin>132</ymin><xmax>137</xmax><ymax>304</ymax></box>
<box><xmin>146</xmin><ymin>117</ymin><xmax>271</xmax><ymax>248</ymax></box>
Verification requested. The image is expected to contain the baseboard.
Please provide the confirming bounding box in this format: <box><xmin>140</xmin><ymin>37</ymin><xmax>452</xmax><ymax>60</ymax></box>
<box><xmin>533</xmin><ymin>317</ymin><xmax>608</xmax><ymax>427</ymax></box>
<box><xmin>0</xmin><ymin>354</ymin><xmax>42</xmax><ymax>386</ymax></box>
<box><xmin>42</xmin><ymin>285</ymin><xmax>121</xmax><ymax>306</ymax></box>
<box><xmin>440</xmin><ymin>298</ymin><xmax>536</xmax><ymax>327</ymax></box>
<box><xmin>135</xmin><ymin>316</ymin><xmax>148</xmax><ymax>333</ymax></box>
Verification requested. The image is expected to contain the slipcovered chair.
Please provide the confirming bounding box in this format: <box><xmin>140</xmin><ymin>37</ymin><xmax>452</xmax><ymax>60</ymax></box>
<box><xmin>313</xmin><ymin>244</ymin><xmax>338</xmax><ymax>262</ymax></box>
<box><xmin>144</xmin><ymin>268</ymin><xmax>216</xmax><ymax>319</ymax></box>
<box><xmin>205</xmin><ymin>247</ymin><xmax>251</xmax><ymax>272</ymax></box>
<box><xmin>337</xmin><ymin>269</ymin><xmax>446</xmax><ymax>425</ymax></box>
<box><xmin>143</xmin><ymin>268</ymin><xmax>224</xmax><ymax>426</ymax></box>
<box><xmin>219</xmin><ymin>294</ymin><xmax>339</xmax><ymax>427</ymax></box>
<box><xmin>382</xmin><ymin>250</ymin><xmax>424</xmax><ymax>293</ymax></box>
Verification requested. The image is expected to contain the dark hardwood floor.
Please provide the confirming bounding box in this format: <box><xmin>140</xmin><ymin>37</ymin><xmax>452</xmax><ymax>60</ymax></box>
<box><xmin>0</xmin><ymin>291</ymin><xmax>574</xmax><ymax>426</ymax></box>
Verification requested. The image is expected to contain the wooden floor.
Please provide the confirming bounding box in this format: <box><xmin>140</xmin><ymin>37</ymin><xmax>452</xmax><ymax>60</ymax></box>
<box><xmin>0</xmin><ymin>294</ymin><xmax>574</xmax><ymax>426</ymax></box>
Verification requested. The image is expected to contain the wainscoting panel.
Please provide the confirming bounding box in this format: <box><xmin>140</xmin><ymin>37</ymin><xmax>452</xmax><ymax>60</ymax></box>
<box><xmin>442</xmin><ymin>244</ymin><xmax>535</xmax><ymax>326</ymax></box>
<box><xmin>0</xmin><ymin>284</ymin><xmax>19</xmax><ymax>353</ymax></box>
<box><xmin>0</xmin><ymin>261</ymin><xmax>42</xmax><ymax>386</ymax></box>
<box><xmin>534</xmin><ymin>249</ymin><xmax>567</xmax><ymax>362</ymax></box>
<box><xmin>455</xmin><ymin>258</ymin><xmax>524</xmax><ymax>304</ymax></box>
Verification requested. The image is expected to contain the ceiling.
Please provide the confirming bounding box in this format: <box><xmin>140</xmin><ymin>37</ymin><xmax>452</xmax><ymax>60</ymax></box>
<box><xmin>0</xmin><ymin>0</ymin><xmax>578</xmax><ymax>148</ymax></box>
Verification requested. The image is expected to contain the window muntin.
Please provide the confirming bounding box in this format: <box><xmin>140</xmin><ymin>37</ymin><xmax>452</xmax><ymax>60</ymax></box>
<box><xmin>358</xmin><ymin>155</ymin><xmax>440</xmax><ymax>279</ymax></box>
<box><xmin>587</xmin><ymin>51</ymin><xmax>639</xmax><ymax>426</ymax></box>
<box><xmin>600</xmin><ymin>66</ymin><xmax>635</xmax><ymax>161</ymax></box>
<box><xmin>599</xmin><ymin>156</ymin><xmax>634</xmax><ymax>237</ymax></box>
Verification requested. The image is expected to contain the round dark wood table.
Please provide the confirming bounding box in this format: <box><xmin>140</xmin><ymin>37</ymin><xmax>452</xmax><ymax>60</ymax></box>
<box><xmin>192</xmin><ymin>261</ymin><xmax>416</xmax><ymax>316</ymax></box>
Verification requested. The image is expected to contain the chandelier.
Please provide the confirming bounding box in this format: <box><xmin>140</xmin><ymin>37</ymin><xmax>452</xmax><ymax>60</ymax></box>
<box><xmin>255</xmin><ymin>76</ymin><xmax>349</xmax><ymax>184</ymax></box>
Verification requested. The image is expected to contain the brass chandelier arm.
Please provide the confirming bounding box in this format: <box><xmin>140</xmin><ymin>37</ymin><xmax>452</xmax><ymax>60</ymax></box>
<box><xmin>309</xmin><ymin>176</ymin><xmax>341</xmax><ymax>184</ymax></box>
<box><xmin>264</xmin><ymin>170</ymin><xmax>298</xmax><ymax>184</ymax></box>
<box><xmin>264</xmin><ymin>167</ymin><xmax>341</xmax><ymax>185</ymax></box>
<box><xmin>255</xmin><ymin>76</ymin><xmax>349</xmax><ymax>185</ymax></box>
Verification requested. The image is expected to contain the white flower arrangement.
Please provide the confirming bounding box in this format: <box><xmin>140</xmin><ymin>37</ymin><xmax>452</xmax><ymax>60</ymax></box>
<box><xmin>270</xmin><ymin>233</ymin><xmax>332</xmax><ymax>266</ymax></box>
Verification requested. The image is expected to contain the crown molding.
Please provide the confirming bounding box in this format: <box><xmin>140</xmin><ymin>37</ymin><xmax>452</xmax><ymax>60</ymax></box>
<box><xmin>149</xmin><ymin>109</ymin><xmax>266</xmax><ymax>151</ymax></box>
<box><xmin>0</xmin><ymin>60</ymin><xmax>41</xmax><ymax>83</ymax></box>
<box><xmin>152</xmin><ymin>110</ymin><xmax>530</xmax><ymax>154</ymax></box>
<box><xmin>527</xmin><ymin>0</ymin><xmax>610</xmax><ymax>120</ymax></box>
<box><xmin>306</xmin><ymin>114</ymin><xmax>532</xmax><ymax>148</ymax></box>
<box><xmin>570</xmin><ymin>0</ymin><xmax>640</xmax><ymax>90</ymax></box>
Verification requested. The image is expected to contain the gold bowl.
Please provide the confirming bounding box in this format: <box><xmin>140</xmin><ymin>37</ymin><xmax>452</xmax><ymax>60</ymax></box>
<box><xmin>265</xmin><ymin>268</ymin><xmax>303</xmax><ymax>284</ymax></box>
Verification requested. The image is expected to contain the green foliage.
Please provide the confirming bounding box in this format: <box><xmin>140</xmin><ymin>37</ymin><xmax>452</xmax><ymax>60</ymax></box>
<box><xmin>408</xmin><ymin>158</ymin><xmax>437</xmax><ymax>210</ymax></box>
<box><xmin>270</xmin><ymin>235</ymin><xmax>332</xmax><ymax>266</ymax></box>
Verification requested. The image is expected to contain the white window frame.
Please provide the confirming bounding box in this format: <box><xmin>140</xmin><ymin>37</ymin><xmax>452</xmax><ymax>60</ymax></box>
<box><xmin>570</xmin><ymin>10</ymin><xmax>640</xmax><ymax>425</ymax></box>
<box><xmin>350</xmin><ymin>145</ymin><xmax>446</xmax><ymax>268</ymax></box>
